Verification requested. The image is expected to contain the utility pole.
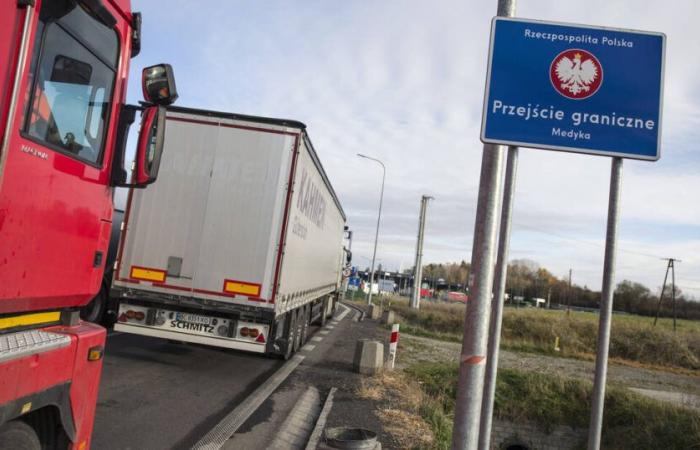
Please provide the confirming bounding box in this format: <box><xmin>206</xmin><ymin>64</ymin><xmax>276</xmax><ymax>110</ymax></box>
<box><xmin>653</xmin><ymin>258</ymin><xmax>680</xmax><ymax>331</ymax></box>
<box><xmin>410</xmin><ymin>195</ymin><xmax>433</xmax><ymax>309</ymax></box>
<box><xmin>567</xmin><ymin>268</ymin><xmax>572</xmax><ymax>311</ymax></box>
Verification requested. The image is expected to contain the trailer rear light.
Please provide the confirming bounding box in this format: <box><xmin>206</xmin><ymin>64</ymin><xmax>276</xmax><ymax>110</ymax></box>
<box><xmin>248</xmin><ymin>328</ymin><xmax>259</xmax><ymax>338</ymax></box>
<box><xmin>217</xmin><ymin>325</ymin><xmax>228</xmax><ymax>336</ymax></box>
<box><xmin>255</xmin><ymin>333</ymin><xmax>265</xmax><ymax>343</ymax></box>
<box><xmin>125</xmin><ymin>310</ymin><xmax>145</xmax><ymax>321</ymax></box>
<box><xmin>240</xmin><ymin>327</ymin><xmax>250</xmax><ymax>337</ymax></box>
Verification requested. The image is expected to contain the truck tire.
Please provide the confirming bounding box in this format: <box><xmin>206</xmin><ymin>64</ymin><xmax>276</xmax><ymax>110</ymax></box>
<box><xmin>0</xmin><ymin>421</ymin><xmax>41</xmax><ymax>450</ymax></box>
<box><xmin>80</xmin><ymin>280</ymin><xmax>108</xmax><ymax>324</ymax></box>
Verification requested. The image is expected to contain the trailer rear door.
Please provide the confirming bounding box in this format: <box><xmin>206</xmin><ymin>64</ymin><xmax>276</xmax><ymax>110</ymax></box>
<box><xmin>116</xmin><ymin>111</ymin><xmax>300</xmax><ymax>306</ymax></box>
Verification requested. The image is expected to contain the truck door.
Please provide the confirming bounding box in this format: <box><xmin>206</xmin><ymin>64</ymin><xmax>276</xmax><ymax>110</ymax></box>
<box><xmin>0</xmin><ymin>2</ymin><xmax>126</xmax><ymax>312</ymax></box>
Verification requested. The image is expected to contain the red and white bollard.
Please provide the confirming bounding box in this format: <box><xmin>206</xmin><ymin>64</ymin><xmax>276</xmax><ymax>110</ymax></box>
<box><xmin>389</xmin><ymin>323</ymin><xmax>400</xmax><ymax>369</ymax></box>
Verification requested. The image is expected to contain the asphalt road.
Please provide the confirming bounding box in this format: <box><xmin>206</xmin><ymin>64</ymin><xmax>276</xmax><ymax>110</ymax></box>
<box><xmin>92</xmin><ymin>330</ymin><xmax>285</xmax><ymax>450</ymax></box>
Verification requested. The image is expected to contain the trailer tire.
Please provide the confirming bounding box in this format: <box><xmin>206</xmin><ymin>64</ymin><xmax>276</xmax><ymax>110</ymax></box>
<box><xmin>0</xmin><ymin>421</ymin><xmax>41</xmax><ymax>450</ymax></box>
<box><xmin>319</xmin><ymin>298</ymin><xmax>328</xmax><ymax>327</ymax></box>
<box><xmin>292</xmin><ymin>308</ymin><xmax>303</xmax><ymax>353</ymax></box>
<box><xmin>281</xmin><ymin>311</ymin><xmax>297</xmax><ymax>360</ymax></box>
<box><xmin>300</xmin><ymin>304</ymin><xmax>311</xmax><ymax>345</ymax></box>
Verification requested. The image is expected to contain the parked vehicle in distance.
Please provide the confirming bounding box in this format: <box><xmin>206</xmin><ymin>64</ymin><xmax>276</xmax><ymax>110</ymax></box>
<box><xmin>0</xmin><ymin>0</ymin><xmax>177</xmax><ymax>446</ymax></box>
<box><xmin>446</xmin><ymin>291</ymin><xmax>469</xmax><ymax>303</ymax></box>
<box><xmin>112</xmin><ymin>106</ymin><xmax>348</xmax><ymax>358</ymax></box>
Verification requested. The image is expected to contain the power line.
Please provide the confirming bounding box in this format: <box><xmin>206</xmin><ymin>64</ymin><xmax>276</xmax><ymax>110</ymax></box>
<box><xmin>512</xmin><ymin>221</ymin><xmax>670</xmax><ymax>260</ymax></box>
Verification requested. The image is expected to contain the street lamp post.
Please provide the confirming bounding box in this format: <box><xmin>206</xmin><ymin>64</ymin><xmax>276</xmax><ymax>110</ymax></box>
<box><xmin>357</xmin><ymin>153</ymin><xmax>385</xmax><ymax>306</ymax></box>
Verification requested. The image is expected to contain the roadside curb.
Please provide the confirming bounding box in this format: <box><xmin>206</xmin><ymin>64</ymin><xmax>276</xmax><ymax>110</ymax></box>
<box><xmin>268</xmin><ymin>386</ymin><xmax>322</xmax><ymax>449</ymax></box>
<box><xmin>341</xmin><ymin>301</ymin><xmax>365</xmax><ymax>321</ymax></box>
<box><xmin>305</xmin><ymin>387</ymin><xmax>337</xmax><ymax>450</ymax></box>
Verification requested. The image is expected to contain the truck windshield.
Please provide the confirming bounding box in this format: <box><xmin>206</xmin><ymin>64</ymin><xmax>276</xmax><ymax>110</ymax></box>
<box><xmin>24</xmin><ymin>3</ymin><xmax>118</xmax><ymax>166</ymax></box>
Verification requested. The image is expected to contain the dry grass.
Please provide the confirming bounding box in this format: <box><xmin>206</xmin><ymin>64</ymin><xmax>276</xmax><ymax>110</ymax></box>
<box><xmin>384</xmin><ymin>296</ymin><xmax>700</xmax><ymax>371</ymax></box>
<box><xmin>408</xmin><ymin>362</ymin><xmax>700</xmax><ymax>450</ymax></box>
<box><xmin>355</xmin><ymin>370</ymin><xmax>435</xmax><ymax>449</ymax></box>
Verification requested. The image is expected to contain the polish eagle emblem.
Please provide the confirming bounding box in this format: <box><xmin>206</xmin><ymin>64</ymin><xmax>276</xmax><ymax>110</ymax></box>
<box><xmin>550</xmin><ymin>49</ymin><xmax>603</xmax><ymax>99</ymax></box>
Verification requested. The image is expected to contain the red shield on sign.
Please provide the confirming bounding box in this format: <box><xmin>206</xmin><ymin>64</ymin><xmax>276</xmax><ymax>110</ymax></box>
<box><xmin>549</xmin><ymin>49</ymin><xmax>603</xmax><ymax>100</ymax></box>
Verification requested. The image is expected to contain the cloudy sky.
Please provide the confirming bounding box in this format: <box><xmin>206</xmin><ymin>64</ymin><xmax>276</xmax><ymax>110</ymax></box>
<box><xmin>125</xmin><ymin>0</ymin><xmax>700</xmax><ymax>297</ymax></box>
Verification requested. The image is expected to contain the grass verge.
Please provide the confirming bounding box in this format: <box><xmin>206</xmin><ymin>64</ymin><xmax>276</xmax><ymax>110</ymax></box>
<box><xmin>383</xmin><ymin>296</ymin><xmax>700</xmax><ymax>372</ymax></box>
<box><xmin>406</xmin><ymin>362</ymin><xmax>700</xmax><ymax>449</ymax></box>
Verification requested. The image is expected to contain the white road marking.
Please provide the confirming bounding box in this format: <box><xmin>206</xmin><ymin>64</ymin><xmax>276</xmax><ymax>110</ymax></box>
<box><xmin>303</xmin><ymin>344</ymin><xmax>316</xmax><ymax>351</ymax></box>
<box><xmin>311</xmin><ymin>336</ymin><xmax>323</xmax><ymax>342</ymax></box>
<box><xmin>319</xmin><ymin>330</ymin><xmax>330</xmax><ymax>335</ymax></box>
<box><xmin>326</xmin><ymin>325</ymin><xmax>335</xmax><ymax>330</ymax></box>
<box><xmin>335</xmin><ymin>305</ymin><xmax>350</xmax><ymax>322</ymax></box>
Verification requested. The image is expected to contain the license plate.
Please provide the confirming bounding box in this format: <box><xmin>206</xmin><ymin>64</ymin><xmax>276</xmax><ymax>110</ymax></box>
<box><xmin>175</xmin><ymin>312</ymin><xmax>211</xmax><ymax>325</ymax></box>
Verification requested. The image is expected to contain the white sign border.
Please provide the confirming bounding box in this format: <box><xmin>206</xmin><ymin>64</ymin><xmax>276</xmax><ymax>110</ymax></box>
<box><xmin>479</xmin><ymin>16</ymin><xmax>667</xmax><ymax>162</ymax></box>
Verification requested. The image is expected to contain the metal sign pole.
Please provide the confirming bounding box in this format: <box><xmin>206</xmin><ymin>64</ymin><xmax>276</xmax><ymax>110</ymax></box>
<box><xmin>478</xmin><ymin>146</ymin><xmax>518</xmax><ymax>450</ymax></box>
<box><xmin>587</xmin><ymin>157</ymin><xmax>623</xmax><ymax>450</ymax></box>
<box><xmin>451</xmin><ymin>143</ymin><xmax>506</xmax><ymax>449</ymax></box>
<box><xmin>451</xmin><ymin>2</ymin><xmax>515</xmax><ymax>448</ymax></box>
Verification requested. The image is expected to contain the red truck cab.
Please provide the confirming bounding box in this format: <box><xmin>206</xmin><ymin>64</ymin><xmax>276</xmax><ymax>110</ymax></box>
<box><xmin>0</xmin><ymin>0</ymin><xmax>176</xmax><ymax>447</ymax></box>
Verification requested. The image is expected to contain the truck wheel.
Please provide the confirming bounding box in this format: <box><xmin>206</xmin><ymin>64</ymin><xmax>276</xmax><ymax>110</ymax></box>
<box><xmin>80</xmin><ymin>281</ymin><xmax>108</xmax><ymax>324</ymax></box>
<box><xmin>0</xmin><ymin>421</ymin><xmax>41</xmax><ymax>450</ymax></box>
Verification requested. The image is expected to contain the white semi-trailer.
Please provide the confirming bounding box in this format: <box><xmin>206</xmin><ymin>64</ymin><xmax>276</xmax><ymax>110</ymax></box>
<box><xmin>111</xmin><ymin>106</ymin><xmax>347</xmax><ymax>357</ymax></box>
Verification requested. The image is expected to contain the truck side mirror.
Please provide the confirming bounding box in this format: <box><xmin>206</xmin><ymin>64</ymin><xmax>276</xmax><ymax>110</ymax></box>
<box><xmin>133</xmin><ymin>105</ymin><xmax>166</xmax><ymax>186</ymax></box>
<box><xmin>142</xmin><ymin>64</ymin><xmax>178</xmax><ymax>105</ymax></box>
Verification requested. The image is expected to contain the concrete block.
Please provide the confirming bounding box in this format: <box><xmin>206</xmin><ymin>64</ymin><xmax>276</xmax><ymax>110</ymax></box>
<box><xmin>368</xmin><ymin>305</ymin><xmax>382</xmax><ymax>320</ymax></box>
<box><xmin>380</xmin><ymin>310</ymin><xmax>395</xmax><ymax>325</ymax></box>
<box><xmin>353</xmin><ymin>340</ymin><xmax>384</xmax><ymax>375</ymax></box>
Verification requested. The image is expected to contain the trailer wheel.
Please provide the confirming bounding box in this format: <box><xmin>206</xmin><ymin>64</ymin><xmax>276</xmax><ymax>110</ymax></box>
<box><xmin>282</xmin><ymin>311</ymin><xmax>298</xmax><ymax>360</ymax></box>
<box><xmin>300</xmin><ymin>304</ymin><xmax>311</xmax><ymax>345</ymax></box>
<box><xmin>292</xmin><ymin>308</ymin><xmax>303</xmax><ymax>353</ymax></box>
<box><xmin>0</xmin><ymin>421</ymin><xmax>41</xmax><ymax>450</ymax></box>
<box><xmin>319</xmin><ymin>298</ymin><xmax>328</xmax><ymax>327</ymax></box>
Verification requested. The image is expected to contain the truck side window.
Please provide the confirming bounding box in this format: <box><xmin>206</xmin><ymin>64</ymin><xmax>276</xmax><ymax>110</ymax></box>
<box><xmin>23</xmin><ymin>3</ymin><xmax>118</xmax><ymax>166</ymax></box>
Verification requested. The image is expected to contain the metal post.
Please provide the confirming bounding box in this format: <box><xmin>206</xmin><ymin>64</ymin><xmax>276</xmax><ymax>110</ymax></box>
<box><xmin>451</xmin><ymin>144</ymin><xmax>506</xmax><ymax>449</ymax></box>
<box><xmin>587</xmin><ymin>157</ymin><xmax>623</xmax><ymax>450</ymax></box>
<box><xmin>479</xmin><ymin>146</ymin><xmax>518</xmax><ymax>450</ymax></box>
<box><xmin>358</xmin><ymin>154</ymin><xmax>385</xmax><ymax>306</ymax></box>
<box><xmin>411</xmin><ymin>195</ymin><xmax>432</xmax><ymax>309</ymax></box>
<box><xmin>451</xmin><ymin>1</ymin><xmax>514</xmax><ymax>447</ymax></box>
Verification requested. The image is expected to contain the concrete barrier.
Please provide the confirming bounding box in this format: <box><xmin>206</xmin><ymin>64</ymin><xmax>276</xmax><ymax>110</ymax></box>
<box><xmin>368</xmin><ymin>305</ymin><xmax>382</xmax><ymax>320</ymax></box>
<box><xmin>380</xmin><ymin>310</ymin><xmax>395</xmax><ymax>325</ymax></box>
<box><xmin>353</xmin><ymin>340</ymin><xmax>384</xmax><ymax>375</ymax></box>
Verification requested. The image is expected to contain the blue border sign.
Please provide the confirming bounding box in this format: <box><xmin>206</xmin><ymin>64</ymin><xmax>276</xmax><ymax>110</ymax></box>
<box><xmin>481</xmin><ymin>18</ymin><xmax>665</xmax><ymax>161</ymax></box>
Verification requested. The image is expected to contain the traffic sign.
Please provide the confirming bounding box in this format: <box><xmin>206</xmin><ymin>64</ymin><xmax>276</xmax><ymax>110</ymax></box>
<box><xmin>481</xmin><ymin>17</ymin><xmax>665</xmax><ymax>160</ymax></box>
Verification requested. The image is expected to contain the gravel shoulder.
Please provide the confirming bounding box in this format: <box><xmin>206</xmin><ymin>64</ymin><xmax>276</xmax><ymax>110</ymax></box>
<box><xmin>398</xmin><ymin>333</ymin><xmax>700</xmax><ymax>398</ymax></box>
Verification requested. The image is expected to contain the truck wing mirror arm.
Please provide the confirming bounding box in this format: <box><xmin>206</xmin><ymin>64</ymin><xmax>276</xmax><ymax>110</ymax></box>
<box><xmin>111</xmin><ymin>104</ymin><xmax>138</xmax><ymax>187</ymax></box>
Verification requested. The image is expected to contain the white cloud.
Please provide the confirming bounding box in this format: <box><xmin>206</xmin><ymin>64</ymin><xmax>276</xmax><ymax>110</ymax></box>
<box><xmin>131</xmin><ymin>0</ymin><xmax>700</xmax><ymax>293</ymax></box>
